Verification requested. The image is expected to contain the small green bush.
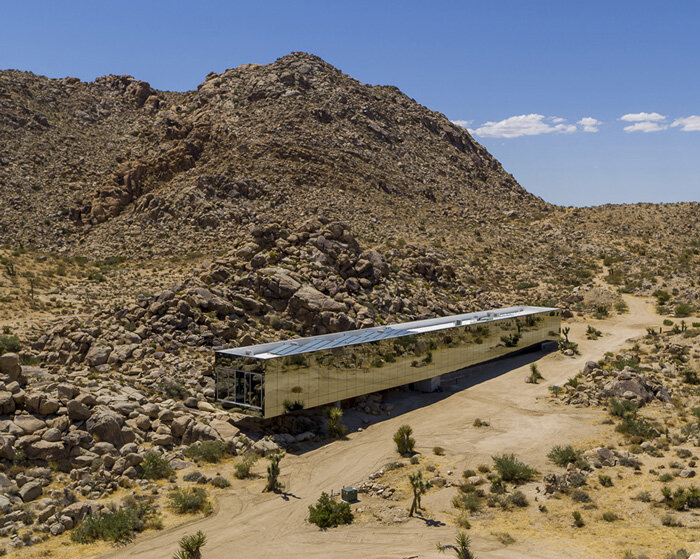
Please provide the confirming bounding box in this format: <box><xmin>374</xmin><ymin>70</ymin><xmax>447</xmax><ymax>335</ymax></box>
<box><xmin>547</xmin><ymin>445</ymin><xmax>582</xmax><ymax>467</ymax></box>
<box><xmin>210</xmin><ymin>475</ymin><xmax>230</xmax><ymax>488</ymax></box>
<box><xmin>492</xmin><ymin>454</ymin><xmax>538</xmax><ymax>484</ymax></box>
<box><xmin>674</xmin><ymin>303</ymin><xmax>693</xmax><ymax>318</ymax></box>
<box><xmin>508</xmin><ymin>490</ymin><xmax>528</xmax><ymax>507</ymax></box>
<box><xmin>233</xmin><ymin>454</ymin><xmax>258</xmax><ymax>479</ymax></box>
<box><xmin>185</xmin><ymin>441</ymin><xmax>229</xmax><ymax>464</ymax></box>
<box><xmin>609</xmin><ymin>398</ymin><xmax>638</xmax><ymax>418</ymax></box>
<box><xmin>572</xmin><ymin>510</ymin><xmax>585</xmax><ymax>527</ymax></box>
<box><xmin>433</xmin><ymin>446</ymin><xmax>445</xmax><ymax>456</ymax></box>
<box><xmin>71</xmin><ymin>499</ymin><xmax>158</xmax><ymax>544</ymax></box>
<box><xmin>141</xmin><ymin>452</ymin><xmax>174</xmax><ymax>480</ymax></box>
<box><xmin>452</xmin><ymin>492</ymin><xmax>482</xmax><ymax>513</ymax></box>
<box><xmin>602</xmin><ymin>511</ymin><xmax>619</xmax><ymax>522</ymax></box>
<box><xmin>599</xmin><ymin>474</ymin><xmax>613</xmax><ymax>487</ymax></box>
<box><xmin>168</xmin><ymin>488</ymin><xmax>212</xmax><ymax>515</ymax></box>
<box><xmin>0</xmin><ymin>334</ymin><xmax>20</xmax><ymax>355</ymax></box>
<box><xmin>616</xmin><ymin>416</ymin><xmax>659</xmax><ymax>440</ymax></box>
<box><xmin>308</xmin><ymin>492</ymin><xmax>353</xmax><ymax>528</ymax></box>
<box><xmin>393</xmin><ymin>424</ymin><xmax>415</xmax><ymax>455</ymax></box>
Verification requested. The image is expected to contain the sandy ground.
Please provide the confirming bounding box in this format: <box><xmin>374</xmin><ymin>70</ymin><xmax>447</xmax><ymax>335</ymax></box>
<box><xmin>96</xmin><ymin>295</ymin><xmax>660</xmax><ymax>559</ymax></box>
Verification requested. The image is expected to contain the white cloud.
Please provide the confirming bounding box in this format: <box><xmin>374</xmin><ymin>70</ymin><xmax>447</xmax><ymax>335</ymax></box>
<box><xmin>623</xmin><ymin>121</ymin><xmax>668</xmax><ymax>133</ymax></box>
<box><xmin>620</xmin><ymin>112</ymin><xmax>666</xmax><ymax>122</ymax></box>
<box><xmin>470</xmin><ymin>114</ymin><xmax>577</xmax><ymax>138</ymax></box>
<box><xmin>578</xmin><ymin>117</ymin><xmax>601</xmax><ymax>132</ymax></box>
<box><xmin>671</xmin><ymin>115</ymin><xmax>700</xmax><ymax>131</ymax></box>
<box><xmin>451</xmin><ymin>119</ymin><xmax>472</xmax><ymax>129</ymax></box>
<box><xmin>550</xmin><ymin>117</ymin><xmax>566</xmax><ymax>123</ymax></box>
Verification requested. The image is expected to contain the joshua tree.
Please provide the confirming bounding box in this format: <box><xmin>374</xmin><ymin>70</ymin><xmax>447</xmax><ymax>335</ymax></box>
<box><xmin>526</xmin><ymin>363</ymin><xmax>544</xmax><ymax>384</ymax></box>
<box><xmin>436</xmin><ymin>531</ymin><xmax>477</xmax><ymax>559</ymax></box>
<box><xmin>324</xmin><ymin>406</ymin><xmax>346</xmax><ymax>439</ymax></box>
<box><xmin>264</xmin><ymin>452</ymin><xmax>285</xmax><ymax>492</ymax></box>
<box><xmin>393</xmin><ymin>424</ymin><xmax>415</xmax><ymax>455</ymax></box>
<box><xmin>562</xmin><ymin>326</ymin><xmax>571</xmax><ymax>343</ymax></box>
<box><xmin>173</xmin><ymin>531</ymin><xmax>207</xmax><ymax>559</ymax></box>
<box><xmin>408</xmin><ymin>470</ymin><xmax>427</xmax><ymax>517</ymax></box>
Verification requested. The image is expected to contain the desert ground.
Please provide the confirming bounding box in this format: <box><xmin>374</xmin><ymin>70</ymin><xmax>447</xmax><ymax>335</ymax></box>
<box><xmin>59</xmin><ymin>293</ymin><xmax>676</xmax><ymax>559</ymax></box>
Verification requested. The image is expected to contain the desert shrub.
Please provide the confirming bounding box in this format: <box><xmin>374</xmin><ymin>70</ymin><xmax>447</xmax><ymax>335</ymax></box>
<box><xmin>158</xmin><ymin>380</ymin><xmax>187</xmax><ymax>400</ymax></box>
<box><xmin>168</xmin><ymin>488</ymin><xmax>211</xmax><ymax>515</ymax></box>
<box><xmin>616</xmin><ymin>416</ymin><xmax>659</xmax><ymax>440</ymax></box>
<box><xmin>571</xmin><ymin>490</ymin><xmax>592</xmax><ymax>503</ymax></box>
<box><xmin>140</xmin><ymin>452</ymin><xmax>174</xmax><ymax>480</ymax></box>
<box><xmin>71</xmin><ymin>499</ymin><xmax>158</xmax><ymax>544</ymax></box>
<box><xmin>547</xmin><ymin>445</ymin><xmax>582</xmax><ymax>467</ymax></box>
<box><xmin>599</xmin><ymin>474</ymin><xmax>613</xmax><ymax>487</ymax></box>
<box><xmin>433</xmin><ymin>446</ymin><xmax>445</xmax><ymax>456</ymax></box>
<box><xmin>210</xmin><ymin>475</ymin><xmax>230</xmax><ymax>488</ymax></box>
<box><xmin>662</xmin><ymin>485</ymin><xmax>700</xmax><ymax>511</ymax></box>
<box><xmin>572</xmin><ymin>510</ymin><xmax>585</xmax><ymax>527</ymax></box>
<box><xmin>661</xmin><ymin>514</ymin><xmax>682</xmax><ymax>527</ymax></box>
<box><xmin>609</xmin><ymin>398</ymin><xmax>638</xmax><ymax>418</ymax></box>
<box><xmin>393</xmin><ymin>424</ymin><xmax>415</xmax><ymax>455</ymax></box>
<box><xmin>586</xmin><ymin>325</ymin><xmax>602</xmax><ymax>340</ymax></box>
<box><xmin>308</xmin><ymin>492</ymin><xmax>353</xmax><ymax>528</ymax></box>
<box><xmin>602</xmin><ymin>511</ymin><xmax>619</xmax><ymax>522</ymax></box>
<box><xmin>472</xmin><ymin>418</ymin><xmax>485</xmax><ymax>427</ymax></box>
<box><xmin>462</xmin><ymin>469</ymin><xmax>476</xmax><ymax>479</ymax></box>
<box><xmin>492</xmin><ymin>454</ymin><xmax>538</xmax><ymax>484</ymax></box>
<box><xmin>676</xmin><ymin>449</ymin><xmax>692</xmax><ymax>459</ymax></box>
<box><xmin>455</xmin><ymin>512</ymin><xmax>471</xmax><ymax>529</ymax></box>
<box><xmin>654</xmin><ymin>290</ymin><xmax>671</xmax><ymax>304</ymax></box>
<box><xmin>0</xmin><ymin>334</ymin><xmax>20</xmax><ymax>355</ymax></box>
<box><xmin>185</xmin><ymin>441</ymin><xmax>229</xmax><ymax>463</ymax></box>
<box><xmin>674</xmin><ymin>303</ymin><xmax>693</xmax><ymax>317</ymax></box>
<box><xmin>489</xmin><ymin>475</ymin><xmax>506</xmax><ymax>494</ymax></box>
<box><xmin>477</xmin><ymin>464</ymin><xmax>490</xmax><ymax>473</ymax></box>
<box><xmin>452</xmin><ymin>492</ymin><xmax>482</xmax><ymax>513</ymax></box>
<box><xmin>233</xmin><ymin>454</ymin><xmax>258</xmax><ymax>479</ymax></box>
<box><xmin>508</xmin><ymin>490</ymin><xmax>528</xmax><ymax>507</ymax></box>
<box><xmin>681</xmin><ymin>368</ymin><xmax>699</xmax><ymax>385</ymax></box>
<box><xmin>659</xmin><ymin>473</ymin><xmax>674</xmax><ymax>482</ymax></box>
<box><xmin>173</xmin><ymin>530</ymin><xmax>207</xmax><ymax>559</ymax></box>
<box><xmin>634</xmin><ymin>490</ymin><xmax>651</xmax><ymax>502</ymax></box>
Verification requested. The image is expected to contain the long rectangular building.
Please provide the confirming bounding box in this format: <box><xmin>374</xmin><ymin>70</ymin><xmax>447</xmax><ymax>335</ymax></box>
<box><xmin>214</xmin><ymin>305</ymin><xmax>560</xmax><ymax>418</ymax></box>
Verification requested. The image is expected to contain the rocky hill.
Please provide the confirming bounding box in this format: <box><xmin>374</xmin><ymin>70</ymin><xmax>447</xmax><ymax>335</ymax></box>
<box><xmin>0</xmin><ymin>52</ymin><xmax>698</xmax><ymax>360</ymax></box>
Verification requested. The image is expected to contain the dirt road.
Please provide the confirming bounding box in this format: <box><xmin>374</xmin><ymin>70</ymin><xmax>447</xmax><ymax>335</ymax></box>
<box><xmin>104</xmin><ymin>294</ymin><xmax>659</xmax><ymax>559</ymax></box>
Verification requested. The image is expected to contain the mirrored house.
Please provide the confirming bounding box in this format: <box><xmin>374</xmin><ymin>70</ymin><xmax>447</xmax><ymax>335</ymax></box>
<box><xmin>215</xmin><ymin>306</ymin><xmax>560</xmax><ymax>418</ymax></box>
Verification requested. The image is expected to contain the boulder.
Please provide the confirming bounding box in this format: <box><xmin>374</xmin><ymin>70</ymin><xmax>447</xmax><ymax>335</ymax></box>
<box><xmin>25</xmin><ymin>440</ymin><xmax>67</xmax><ymax>461</ymax></box>
<box><xmin>25</xmin><ymin>392</ymin><xmax>60</xmax><ymax>415</ymax></box>
<box><xmin>67</xmin><ymin>399</ymin><xmax>91</xmax><ymax>421</ymax></box>
<box><xmin>13</xmin><ymin>414</ymin><xmax>46</xmax><ymax>434</ymax></box>
<box><xmin>19</xmin><ymin>480</ymin><xmax>43</xmax><ymax>502</ymax></box>
<box><xmin>85</xmin><ymin>344</ymin><xmax>112</xmax><ymax>367</ymax></box>
<box><xmin>288</xmin><ymin>286</ymin><xmax>345</xmax><ymax>325</ymax></box>
<box><xmin>0</xmin><ymin>435</ymin><xmax>15</xmax><ymax>460</ymax></box>
<box><xmin>0</xmin><ymin>390</ymin><xmax>15</xmax><ymax>414</ymax></box>
<box><xmin>181</xmin><ymin>421</ymin><xmax>220</xmax><ymax>445</ymax></box>
<box><xmin>0</xmin><ymin>353</ymin><xmax>21</xmax><ymax>382</ymax></box>
<box><xmin>582</xmin><ymin>361</ymin><xmax>599</xmax><ymax>374</ymax></box>
<box><xmin>86</xmin><ymin>410</ymin><xmax>124</xmax><ymax>446</ymax></box>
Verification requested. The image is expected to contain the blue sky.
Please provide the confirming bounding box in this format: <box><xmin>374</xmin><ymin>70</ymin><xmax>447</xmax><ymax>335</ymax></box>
<box><xmin>1</xmin><ymin>0</ymin><xmax>698</xmax><ymax>206</ymax></box>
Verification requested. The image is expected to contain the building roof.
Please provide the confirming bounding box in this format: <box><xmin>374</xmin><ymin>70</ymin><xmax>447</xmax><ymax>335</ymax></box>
<box><xmin>216</xmin><ymin>305</ymin><xmax>558</xmax><ymax>360</ymax></box>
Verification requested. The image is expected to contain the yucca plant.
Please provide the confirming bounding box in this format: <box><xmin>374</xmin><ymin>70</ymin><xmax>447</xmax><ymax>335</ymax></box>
<box><xmin>173</xmin><ymin>530</ymin><xmax>207</xmax><ymax>559</ymax></box>
<box><xmin>436</xmin><ymin>531</ymin><xmax>477</xmax><ymax>559</ymax></box>
<box><xmin>264</xmin><ymin>452</ymin><xmax>284</xmax><ymax>492</ymax></box>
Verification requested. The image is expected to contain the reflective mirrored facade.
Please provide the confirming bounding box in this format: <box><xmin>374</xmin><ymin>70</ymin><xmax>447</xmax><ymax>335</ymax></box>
<box><xmin>215</xmin><ymin>306</ymin><xmax>560</xmax><ymax>418</ymax></box>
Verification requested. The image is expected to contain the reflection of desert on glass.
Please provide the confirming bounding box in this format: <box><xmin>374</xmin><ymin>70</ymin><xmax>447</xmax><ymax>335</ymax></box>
<box><xmin>215</xmin><ymin>306</ymin><xmax>561</xmax><ymax>417</ymax></box>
